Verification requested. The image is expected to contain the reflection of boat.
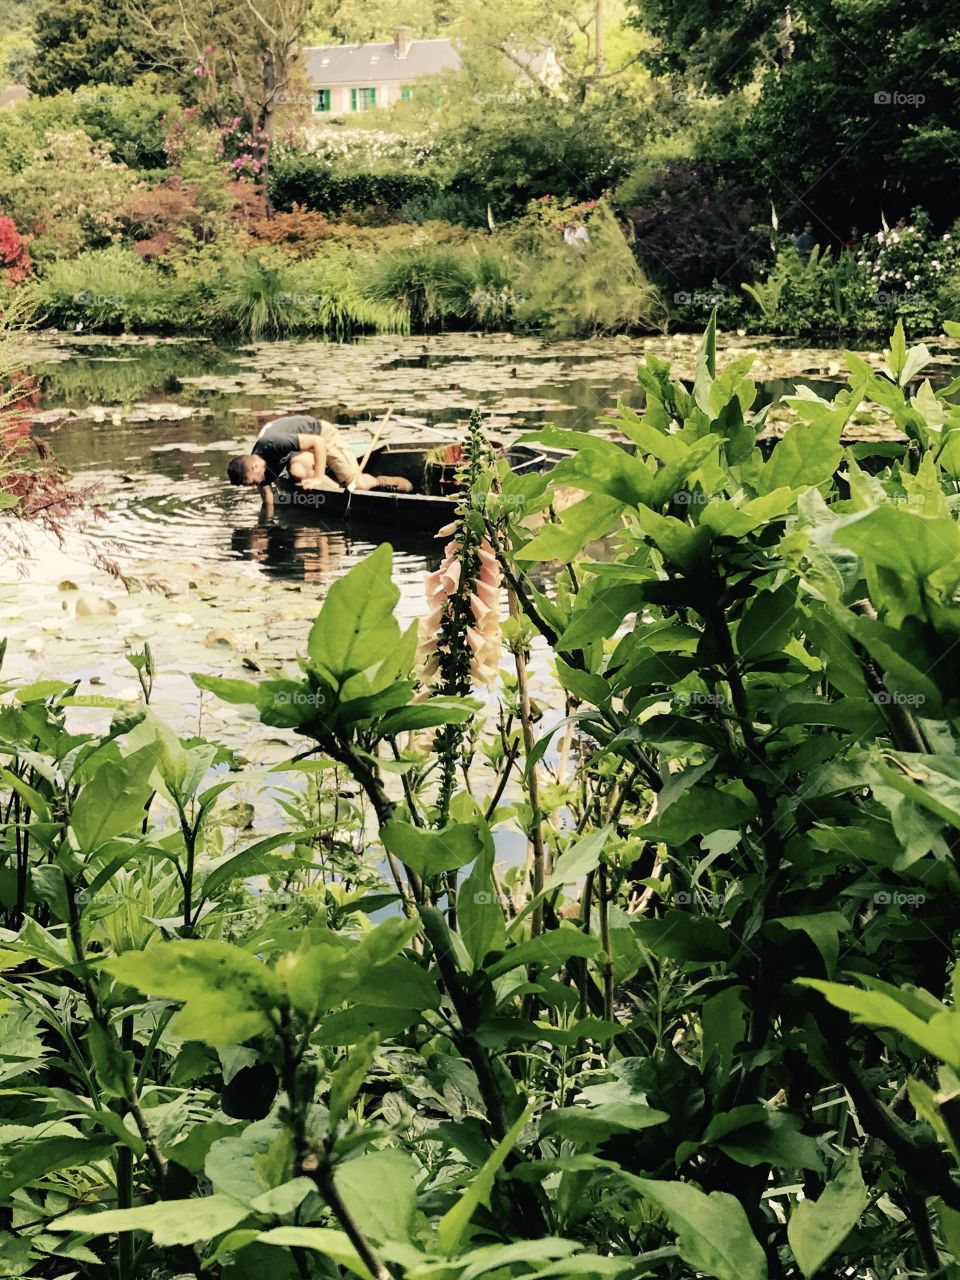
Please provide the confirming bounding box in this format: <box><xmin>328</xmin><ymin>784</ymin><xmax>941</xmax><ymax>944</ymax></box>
<box><xmin>273</xmin><ymin>439</ymin><xmax>563</xmax><ymax>534</ymax></box>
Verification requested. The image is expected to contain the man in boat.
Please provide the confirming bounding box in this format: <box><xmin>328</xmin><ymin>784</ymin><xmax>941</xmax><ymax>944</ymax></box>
<box><xmin>227</xmin><ymin>415</ymin><xmax>411</xmax><ymax>516</ymax></box>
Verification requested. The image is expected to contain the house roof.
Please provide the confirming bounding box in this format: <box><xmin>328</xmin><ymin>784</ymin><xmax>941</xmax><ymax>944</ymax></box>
<box><xmin>303</xmin><ymin>38</ymin><xmax>462</xmax><ymax>86</ymax></box>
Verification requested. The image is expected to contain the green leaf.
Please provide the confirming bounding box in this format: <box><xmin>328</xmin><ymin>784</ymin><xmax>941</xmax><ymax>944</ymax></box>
<box><xmin>103</xmin><ymin>941</ymin><xmax>282</xmax><ymax>1047</ymax></box>
<box><xmin>377</xmin><ymin>697</ymin><xmax>477</xmax><ymax>735</ymax></box>
<box><xmin>757</xmin><ymin>420</ymin><xmax>842</xmax><ymax>492</ymax></box>
<box><xmin>0</xmin><ymin>1133</ymin><xmax>115</xmax><ymax>1198</ymax></box>
<box><xmin>539</xmin><ymin>1102</ymin><xmax>668</xmax><ymax>1148</ymax></box>
<box><xmin>307</xmin><ymin>544</ymin><xmax>400</xmax><ymax>680</ymax></box>
<box><xmin>459</xmin><ymin>832</ymin><xmax>506</xmax><ymax>969</ymax></box>
<box><xmin>800</xmin><ymin>979</ymin><xmax>960</xmax><ymax>1067</ymax></box>
<box><xmin>334</xmin><ymin>1149</ymin><xmax>417</xmax><ymax>1244</ymax></box>
<box><xmin>485</xmin><ymin>927</ymin><xmax>603</xmax><ymax>980</ymax></box>
<box><xmin>787</xmin><ymin>1153</ymin><xmax>868</xmax><ymax>1278</ymax></box>
<box><xmin>737</xmin><ymin>584</ymin><xmax>797</xmax><ymax>661</ymax></box>
<box><xmin>381</xmin><ymin>820</ymin><xmax>484</xmax><ymax>879</ymax></box>
<box><xmin>628</xmin><ymin>1177</ymin><xmax>767</xmax><ymax>1280</ymax></box>
<box><xmin>70</xmin><ymin>743</ymin><xmax>161</xmax><ymax>853</ymax></box>
<box><xmin>245</xmin><ymin>1226</ymin><xmax>373</xmax><ymax>1278</ymax></box>
<box><xmin>438</xmin><ymin>1102</ymin><xmax>533</xmax><ymax>1254</ymax></box>
<box><xmin>830</xmin><ymin>505</ymin><xmax>960</xmax><ymax>579</ymax></box>
<box><xmin>55</xmin><ymin>1195</ymin><xmax>251</xmax><ymax>1246</ymax></box>
<box><xmin>329</xmin><ymin>1033</ymin><xmax>379</xmax><ymax>1126</ymax></box>
<box><xmin>191</xmin><ymin>674</ymin><xmax>264</xmax><ymax>707</ymax></box>
<box><xmin>514</xmin><ymin>495</ymin><xmax>624</xmax><ymax>562</ymax></box>
<box><xmin>544</xmin><ymin>826</ymin><xmax>611</xmax><ymax>893</ymax></box>
<box><xmin>769</xmin><ymin>913</ymin><xmax>849</xmax><ymax>977</ymax></box>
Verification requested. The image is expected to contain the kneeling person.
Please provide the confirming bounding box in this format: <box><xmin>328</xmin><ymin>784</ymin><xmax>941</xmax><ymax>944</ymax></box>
<box><xmin>227</xmin><ymin>415</ymin><xmax>410</xmax><ymax>515</ymax></box>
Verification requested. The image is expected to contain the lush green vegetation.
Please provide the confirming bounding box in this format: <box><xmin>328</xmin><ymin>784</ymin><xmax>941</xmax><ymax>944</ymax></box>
<box><xmin>5</xmin><ymin>322</ymin><xmax>960</xmax><ymax>1279</ymax></box>
<box><xmin>1</xmin><ymin>0</ymin><xmax>957</xmax><ymax>336</ymax></box>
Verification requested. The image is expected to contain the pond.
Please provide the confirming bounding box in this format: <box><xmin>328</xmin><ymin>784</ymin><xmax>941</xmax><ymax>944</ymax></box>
<box><xmin>4</xmin><ymin>327</ymin><xmax>959</xmax><ymax>766</ymax></box>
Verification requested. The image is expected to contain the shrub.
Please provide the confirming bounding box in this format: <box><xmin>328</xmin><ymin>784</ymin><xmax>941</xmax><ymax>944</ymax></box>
<box><xmin>0</xmin><ymin>129</ymin><xmax>136</xmax><ymax>262</ymax></box>
<box><xmin>30</xmin><ymin>245</ymin><xmax>176</xmax><ymax>329</ymax></box>
<box><xmin>269</xmin><ymin>154</ymin><xmax>442</xmax><ymax>218</ymax></box>
<box><xmin>513</xmin><ymin>202</ymin><xmax>665</xmax><ymax>337</ymax></box>
<box><xmin>360</xmin><ymin>242</ymin><xmax>481</xmax><ymax>330</ymax></box>
<box><xmin>623</xmin><ymin>158</ymin><xmax>768</xmax><ymax>295</ymax></box>
<box><xmin>204</xmin><ymin>246</ymin><xmax>408</xmax><ymax>340</ymax></box>
<box><xmin>0</xmin><ymin>216</ymin><xmax>31</xmax><ymax>284</ymax></box>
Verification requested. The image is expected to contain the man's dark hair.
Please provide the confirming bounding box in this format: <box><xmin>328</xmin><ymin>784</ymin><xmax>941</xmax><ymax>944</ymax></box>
<box><xmin>227</xmin><ymin>455</ymin><xmax>253</xmax><ymax>485</ymax></box>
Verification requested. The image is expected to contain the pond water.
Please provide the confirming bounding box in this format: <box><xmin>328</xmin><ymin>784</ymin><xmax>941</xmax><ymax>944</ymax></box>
<box><xmin>5</xmin><ymin>327</ymin><xmax>959</xmax><ymax>766</ymax></box>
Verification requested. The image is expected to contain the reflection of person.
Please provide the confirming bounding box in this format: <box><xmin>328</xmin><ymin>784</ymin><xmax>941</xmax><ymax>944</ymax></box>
<box><xmin>230</xmin><ymin>521</ymin><xmax>341</xmax><ymax>584</ymax></box>
<box><xmin>227</xmin><ymin>415</ymin><xmax>411</xmax><ymax>517</ymax></box>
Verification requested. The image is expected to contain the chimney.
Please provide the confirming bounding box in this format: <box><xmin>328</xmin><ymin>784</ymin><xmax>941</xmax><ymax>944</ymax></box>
<box><xmin>394</xmin><ymin>26</ymin><xmax>412</xmax><ymax>58</ymax></box>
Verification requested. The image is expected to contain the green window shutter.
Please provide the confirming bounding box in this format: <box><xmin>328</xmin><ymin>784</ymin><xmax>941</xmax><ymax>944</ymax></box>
<box><xmin>315</xmin><ymin>89</ymin><xmax>330</xmax><ymax>112</ymax></box>
<box><xmin>351</xmin><ymin>87</ymin><xmax>357</xmax><ymax>111</ymax></box>
<box><xmin>401</xmin><ymin>86</ymin><xmax>411</xmax><ymax>101</ymax></box>
<box><xmin>369</xmin><ymin>87</ymin><xmax>376</xmax><ymax>106</ymax></box>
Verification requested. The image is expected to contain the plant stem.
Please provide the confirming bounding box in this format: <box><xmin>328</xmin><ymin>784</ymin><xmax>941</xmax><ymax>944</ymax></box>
<box><xmin>508</xmin><ymin>589</ymin><xmax>548</xmax><ymax>935</ymax></box>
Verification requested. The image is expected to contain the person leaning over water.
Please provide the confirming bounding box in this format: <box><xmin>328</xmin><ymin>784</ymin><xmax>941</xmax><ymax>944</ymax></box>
<box><xmin>227</xmin><ymin>414</ymin><xmax>411</xmax><ymax>517</ymax></box>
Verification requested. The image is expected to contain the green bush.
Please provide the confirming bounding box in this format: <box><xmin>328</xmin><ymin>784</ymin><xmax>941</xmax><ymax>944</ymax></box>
<box><xmin>269</xmin><ymin>154</ymin><xmax>442</xmax><ymax>218</ymax></box>
<box><xmin>207</xmin><ymin>247</ymin><xmax>408</xmax><ymax>340</ymax></box>
<box><xmin>30</xmin><ymin>245</ymin><xmax>177</xmax><ymax>329</ymax></box>
<box><xmin>360</xmin><ymin>242</ymin><xmax>483</xmax><ymax>330</ymax></box>
<box><xmin>513</xmin><ymin>203</ymin><xmax>665</xmax><ymax>337</ymax></box>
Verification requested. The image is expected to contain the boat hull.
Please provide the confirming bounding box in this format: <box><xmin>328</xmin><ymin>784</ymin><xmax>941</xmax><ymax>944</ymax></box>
<box><xmin>273</xmin><ymin>440</ymin><xmax>560</xmax><ymax>534</ymax></box>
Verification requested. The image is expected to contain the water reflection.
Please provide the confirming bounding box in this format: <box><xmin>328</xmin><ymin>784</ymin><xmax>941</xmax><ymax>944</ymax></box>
<box><xmin>229</xmin><ymin>520</ymin><xmax>442</xmax><ymax>586</ymax></box>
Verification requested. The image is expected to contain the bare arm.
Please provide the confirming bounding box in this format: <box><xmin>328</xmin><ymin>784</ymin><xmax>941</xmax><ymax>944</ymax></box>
<box><xmin>258</xmin><ymin>483</ymin><xmax>274</xmax><ymax>519</ymax></box>
<box><xmin>298</xmin><ymin>433</ymin><xmax>327</xmax><ymax>482</ymax></box>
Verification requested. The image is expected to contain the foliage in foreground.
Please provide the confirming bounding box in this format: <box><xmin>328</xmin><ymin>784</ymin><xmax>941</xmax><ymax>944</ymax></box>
<box><xmin>6</xmin><ymin>323</ymin><xmax>960</xmax><ymax>1279</ymax></box>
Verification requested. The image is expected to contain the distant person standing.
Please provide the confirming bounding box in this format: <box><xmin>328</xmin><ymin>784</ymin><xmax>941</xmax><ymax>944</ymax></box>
<box><xmin>794</xmin><ymin>221</ymin><xmax>817</xmax><ymax>257</ymax></box>
<box><xmin>844</xmin><ymin>225</ymin><xmax>861</xmax><ymax>252</ymax></box>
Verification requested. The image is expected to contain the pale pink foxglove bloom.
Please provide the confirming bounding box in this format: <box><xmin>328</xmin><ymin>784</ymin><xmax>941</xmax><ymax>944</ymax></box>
<box><xmin>416</xmin><ymin>523</ymin><xmax>503</xmax><ymax>691</ymax></box>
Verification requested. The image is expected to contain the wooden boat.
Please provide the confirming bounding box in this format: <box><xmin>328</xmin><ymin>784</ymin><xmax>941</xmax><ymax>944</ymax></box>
<box><xmin>273</xmin><ymin>439</ymin><xmax>563</xmax><ymax>534</ymax></box>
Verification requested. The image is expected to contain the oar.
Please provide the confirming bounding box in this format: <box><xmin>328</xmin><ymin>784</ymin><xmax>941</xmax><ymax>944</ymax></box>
<box><xmin>348</xmin><ymin>407</ymin><xmax>394</xmax><ymax>493</ymax></box>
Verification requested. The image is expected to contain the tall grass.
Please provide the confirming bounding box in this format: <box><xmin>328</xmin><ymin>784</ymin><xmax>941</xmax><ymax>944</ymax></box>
<box><xmin>30</xmin><ymin>212</ymin><xmax>664</xmax><ymax>338</ymax></box>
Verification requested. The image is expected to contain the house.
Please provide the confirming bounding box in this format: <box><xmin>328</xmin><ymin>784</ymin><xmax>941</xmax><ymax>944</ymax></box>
<box><xmin>302</xmin><ymin>27</ymin><xmax>462</xmax><ymax>117</ymax></box>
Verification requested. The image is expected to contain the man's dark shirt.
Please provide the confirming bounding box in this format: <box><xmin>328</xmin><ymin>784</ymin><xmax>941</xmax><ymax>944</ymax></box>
<box><xmin>252</xmin><ymin>415</ymin><xmax>319</xmax><ymax>482</ymax></box>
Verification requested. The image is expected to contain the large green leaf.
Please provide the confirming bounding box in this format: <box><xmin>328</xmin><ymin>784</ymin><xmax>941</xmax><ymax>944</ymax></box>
<box><xmin>787</xmin><ymin>1154</ymin><xmax>868</xmax><ymax>1278</ymax></box>
<box><xmin>514</xmin><ymin>494</ymin><xmax>624</xmax><ymax>563</ymax></box>
<box><xmin>334</xmin><ymin>1149</ymin><xmax>417</xmax><ymax>1244</ymax></box>
<box><xmin>307</xmin><ymin>544</ymin><xmax>400</xmax><ymax>680</ymax></box>
<box><xmin>70</xmin><ymin>742</ymin><xmax>162</xmax><ymax>853</ymax></box>
<box><xmin>381</xmin><ymin>820</ymin><xmax>484</xmax><ymax>879</ymax></box>
<box><xmin>55</xmin><ymin>1195</ymin><xmax>251</xmax><ymax>1246</ymax></box>
<box><xmin>103</xmin><ymin>941</ymin><xmax>282</xmax><ymax>1047</ymax></box>
<box><xmin>438</xmin><ymin>1102</ymin><xmax>533</xmax><ymax>1254</ymax></box>
<box><xmin>800</xmin><ymin>979</ymin><xmax>960</xmax><ymax>1067</ymax></box>
<box><xmin>830</xmin><ymin>505</ymin><xmax>960</xmax><ymax>579</ymax></box>
<box><xmin>628</xmin><ymin>1177</ymin><xmax>767</xmax><ymax>1280</ymax></box>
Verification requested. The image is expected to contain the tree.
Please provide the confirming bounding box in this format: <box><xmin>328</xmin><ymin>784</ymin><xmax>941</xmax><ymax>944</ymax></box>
<box><xmin>131</xmin><ymin>0</ymin><xmax>308</xmax><ymax>201</ymax></box>
<box><xmin>27</xmin><ymin>0</ymin><xmax>155</xmax><ymax>95</ymax></box>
